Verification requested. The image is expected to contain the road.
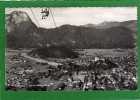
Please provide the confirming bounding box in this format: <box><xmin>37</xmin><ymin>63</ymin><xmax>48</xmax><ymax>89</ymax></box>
<box><xmin>21</xmin><ymin>53</ymin><xmax>62</xmax><ymax>66</ymax></box>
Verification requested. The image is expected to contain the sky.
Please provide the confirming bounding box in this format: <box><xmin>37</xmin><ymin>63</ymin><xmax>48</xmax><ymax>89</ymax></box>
<box><xmin>6</xmin><ymin>7</ymin><xmax>137</xmax><ymax>28</ymax></box>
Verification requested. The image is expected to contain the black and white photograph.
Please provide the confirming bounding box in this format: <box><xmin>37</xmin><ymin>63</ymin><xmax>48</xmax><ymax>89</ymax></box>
<box><xmin>5</xmin><ymin>7</ymin><xmax>137</xmax><ymax>91</ymax></box>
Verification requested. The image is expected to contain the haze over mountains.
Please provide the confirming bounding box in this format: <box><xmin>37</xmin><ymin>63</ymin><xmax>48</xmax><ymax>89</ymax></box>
<box><xmin>6</xmin><ymin>11</ymin><xmax>136</xmax><ymax>49</ymax></box>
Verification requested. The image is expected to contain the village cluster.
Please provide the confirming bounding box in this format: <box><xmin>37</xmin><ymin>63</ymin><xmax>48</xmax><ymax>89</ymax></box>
<box><xmin>6</xmin><ymin>52</ymin><xmax>137</xmax><ymax>91</ymax></box>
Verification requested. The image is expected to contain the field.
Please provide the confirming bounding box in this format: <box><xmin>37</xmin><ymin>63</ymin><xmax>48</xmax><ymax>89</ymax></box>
<box><xmin>5</xmin><ymin>49</ymin><xmax>137</xmax><ymax>91</ymax></box>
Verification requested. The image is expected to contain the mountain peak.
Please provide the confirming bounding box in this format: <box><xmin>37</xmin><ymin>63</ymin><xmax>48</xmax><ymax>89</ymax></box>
<box><xmin>6</xmin><ymin>11</ymin><xmax>41</xmax><ymax>48</ymax></box>
<box><xmin>6</xmin><ymin>11</ymin><xmax>33</xmax><ymax>33</ymax></box>
<box><xmin>6</xmin><ymin>11</ymin><xmax>136</xmax><ymax>49</ymax></box>
<box><xmin>82</xmin><ymin>24</ymin><xmax>96</xmax><ymax>28</ymax></box>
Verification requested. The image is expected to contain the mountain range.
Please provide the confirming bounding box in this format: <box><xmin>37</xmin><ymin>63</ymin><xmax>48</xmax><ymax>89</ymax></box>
<box><xmin>6</xmin><ymin>11</ymin><xmax>137</xmax><ymax>49</ymax></box>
